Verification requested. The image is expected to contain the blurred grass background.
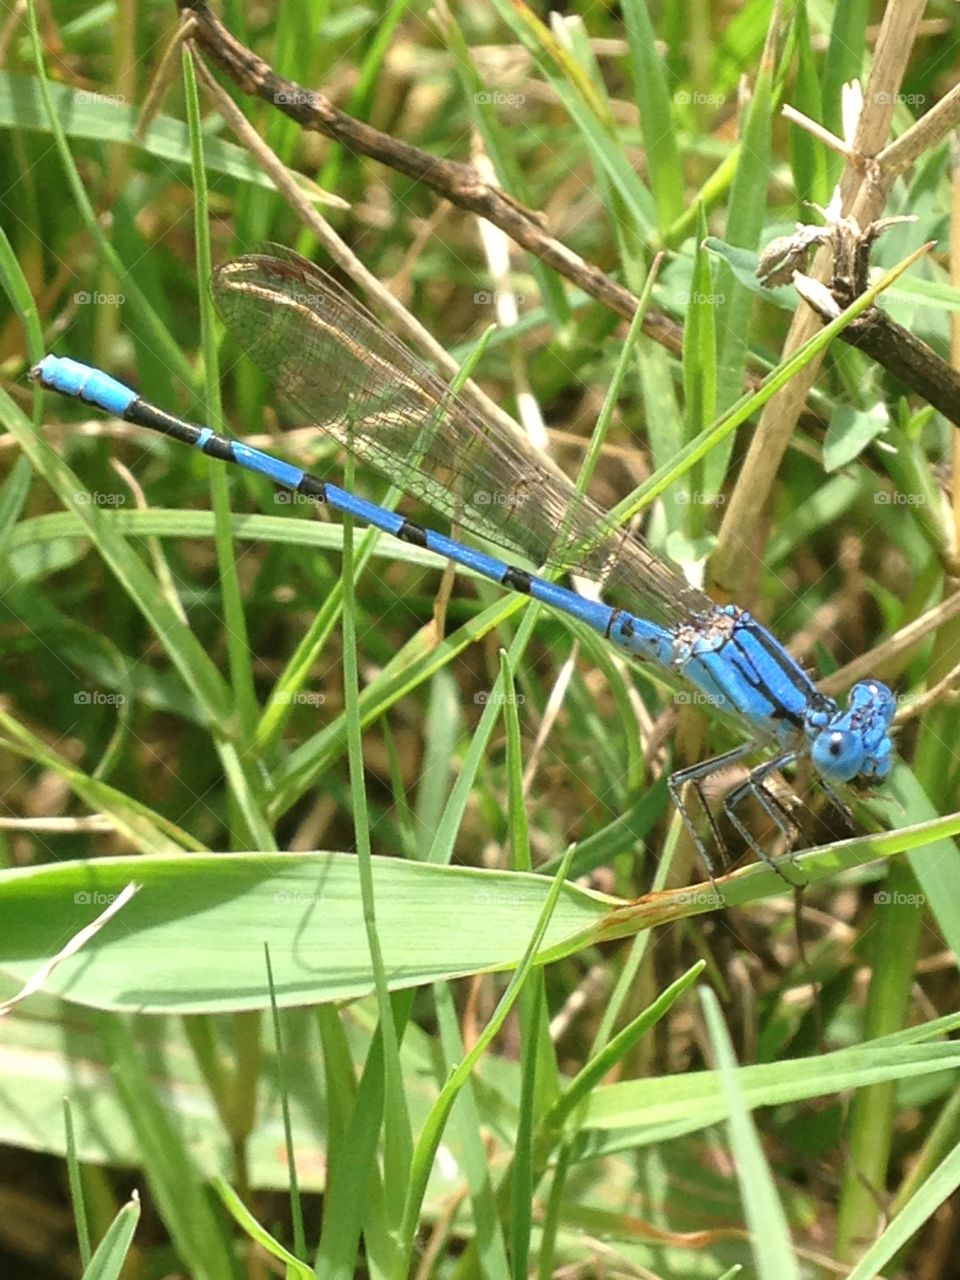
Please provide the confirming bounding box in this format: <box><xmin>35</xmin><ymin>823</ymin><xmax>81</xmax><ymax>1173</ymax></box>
<box><xmin>1</xmin><ymin>1</ymin><xmax>960</xmax><ymax>1276</ymax></box>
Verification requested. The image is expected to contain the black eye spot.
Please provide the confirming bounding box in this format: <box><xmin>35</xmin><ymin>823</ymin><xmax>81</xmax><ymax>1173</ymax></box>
<box><xmin>830</xmin><ymin>736</ymin><xmax>842</xmax><ymax>756</ymax></box>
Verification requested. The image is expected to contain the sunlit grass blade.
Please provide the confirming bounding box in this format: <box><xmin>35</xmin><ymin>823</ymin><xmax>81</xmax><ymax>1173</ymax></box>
<box><xmin>97</xmin><ymin>1015</ymin><xmax>235</xmax><ymax>1279</ymax></box>
<box><xmin>622</xmin><ymin>0</ymin><xmax>684</xmax><ymax>234</ymax></box>
<box><xmin>709</xmin><ymin>0</ymin><xmax>778</xmax><ymax>484</ymax></box>
<box><xmin>79</xmin><ymin>1194</ymin><xmax>141</xmax><ymax>1280</ymax></box>
<box><xmin>701</xmin><ymin>986</ymin><xmax>802</xmax><ymax>1279</ymax></box>
<box><xmin>490</xmin><ymin>0</ymin><xmax>655</xmax><ymax>235</ymax></box>
<box><xmin>211</xmin><ymin>1177</ymin><xmax>314</xmax><ymax>1279</ymax></box>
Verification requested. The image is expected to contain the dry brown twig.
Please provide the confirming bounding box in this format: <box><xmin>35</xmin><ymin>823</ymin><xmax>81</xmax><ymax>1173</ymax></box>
<box><xmin>175</xmin><ymin>1</ymin><xmax>960</xmax><ymax>460</ymax></box>
<box><xmin>175</xmin><ymin>0</ymin><xmax>686</xmax><ymax>357</ymax></box>
<box><xmin>172</xmin><ymin>0</ymin><xmax>960</xmax><ymax>681</ymax></box>
<box><xmin>711</xmin><ymin>0</ymin><xmax>957</xmax><ymax>594</ymax></box>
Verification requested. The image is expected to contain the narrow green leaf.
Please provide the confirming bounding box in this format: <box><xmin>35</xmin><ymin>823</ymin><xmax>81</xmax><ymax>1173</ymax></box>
<box><xmin>23</xmin><ymin>18</ymin><xmax>195</xmax><ymax>386</ymax></box>
<box><xmin>821</xmin><ymin>0</ymin><xmax>870</xmax><ymax>140</ymax></box>
<box><xmin>622</xmin><ymin>0</ymin><xmax>684</xmax><ymax>232</ymax></box>
<box><xmin>0</xmin><ymin>851</ymin><xmax>616</xmax><ymax>1013</ymax></box>
<box><xmin>711</xmin><ymin>5</ymin><xmax>778</xmax><ymax>463</ymax></box>
<box><xmin>702</xmin><ymin>987</ymin><xmax>801</xmax><ymax>1279</ymax></box>
<box><xmin>98</xmin><ymin>1016</ymin><xmax>235</xmax><ymax>1280</ymax></box>
<box><xmin>789</xmin><ymin>0</ymin><xmax>829</xmax><ymax>207</ymax></box>
<box><xmin>64</xmin><ymin>1100</ymin><xmax>91</xmax><ymax>1269</ymax></box>
<box><xmin>844</xmin><ymin>1142</ymin><xmax>960</xmax><ymax>1280</ymax></box>
<box><xmin>393</xmin><ymin>847</ymin><xmax>577</xmax><ymax>1280</ymax></box>
<box><xmin>0</xmin><ymin>387</ymin><xmax>233</xmax><ymax>727</ymax></box>
<box><xmin>80</xmin><ymin>1195</ymin><xmax>141</xmax><ymax>1280</ymax></box>
<box><xmin>490</xmin><ymin>0</ymin><xmax>655</xmax><ymax>234</ymax></box>
<box><xmin>211</xmin><ymin>1177</ymin><xmax>314</xmax><ymax>1279</ymax></box>
<box><xmin>340</xmin><ymin>477</ymin><xmax>413</xmax><ymax>1246</ymax></box>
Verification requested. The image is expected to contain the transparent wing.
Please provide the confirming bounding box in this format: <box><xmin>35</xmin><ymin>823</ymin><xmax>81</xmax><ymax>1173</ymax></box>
<box><xmin>211</xmin><ymin>248</ymin><xmax>710</xmax><ymax>624</ymax></box>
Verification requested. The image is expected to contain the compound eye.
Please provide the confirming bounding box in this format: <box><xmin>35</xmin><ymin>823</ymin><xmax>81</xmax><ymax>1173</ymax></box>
<box><xmin>811</xmin><ymin>728</ymin><xmax>865</xmax><ymax>783</ymax></box>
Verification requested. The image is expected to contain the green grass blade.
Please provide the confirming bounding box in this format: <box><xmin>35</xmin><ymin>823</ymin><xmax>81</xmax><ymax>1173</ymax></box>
<box><xmin>821</xmin><ymin>0</ymin><xmax>870</xmax><ymax>141</ymax></box>
<box><xmin>0</xmin><ymin>704</ymin><xmax>206</xmax><ymax>853</ymax></box>
<box><xmin>211</xmin><ymin>1176</ymin><xmax>314</xmax><ymax>1278</ymax></box>
<box><xmin>80</xmin><ymin>1195</ymin><xmax>141</xmax><ymax>1280</ymax></box>
<box><xmin>184</xmin><ymin>47</ymin><xmax>258</xmax><ymax>740</ymax></box>
<box><xmin>701</xmin><ymin>986</ymin><xmax>801</xmax><ymax>1278</ymax></box>
<box><xmin>434</xmin><ymin>980</ymin><xmax>512</xmax><ymax>1280</ymax></box>
<box><xmin>789</xmin><ymin>0</ymin><xmax>829</xmax><ymax>207</ymax></box>
<box><xmin>490</xmin><ymin>0</ymin><xmax>655</xmax><ymax>235</ymax></box>
<box><xmin>0</xmin><ymin>386</ymin><xmax>233</xmax><ymax>724</ymax></box>
<box><xmin>340</xmin><ymin>487</ymin><xmax>413</xmax><ymax>1248</ymax></box>
<box><xmin>605</xmin><ymin>242</ymin><xmax>932</xmax><ymax>531</ymax></box>
<box><xmin>622</xmin><ymin>0</ymin><xmax>684</xmax><ymax>233</ymax></box>
<box><xmin>438</xmin><ymin>9</ymin><xmax>570</xmax><ymax>326</ymax></box>
<box><xmin>392</xmin><ymin>847</ymin><xmax>576</xmax><ymax>1280</ymax></box>
<box><xmin>23</xmin><ymin>15</ymin><xmax>195</xmax><ymax>387</ymax></box>
<box><xmin>96</xmin><ymin>1015</ymin><xmax>235</xmax><ymax>1280</ymax></box>
<box><xmin>64</xmin><ymin>1099</ymin><xmax>91</xmax><ymax>1269</ymax></box>
<box><xmin>710</xmin><ymin>3</ymin><xmax>778</xmax><ymax>484</ymax></box>
<box><xmin>844</xmin><ymin>1141</ymin><xmax>960</xmax><ymax>1280</ymax></box>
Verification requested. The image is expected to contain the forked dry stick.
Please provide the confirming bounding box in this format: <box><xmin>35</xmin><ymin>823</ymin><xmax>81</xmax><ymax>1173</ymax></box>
<box><xmin>175</xmin><ymin>1</ymin><xmax>960</xmax><ymax>450</ymax></box>
<box><xmin>174</xmin><ymin>0</ymin><xmax>686</xmax><ymax>356</ymax></box>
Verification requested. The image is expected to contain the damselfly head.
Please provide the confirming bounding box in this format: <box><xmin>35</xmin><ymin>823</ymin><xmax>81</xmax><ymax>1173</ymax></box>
<box><xmin>809</xmin><ymin>679</ymin><xmax>896</xmax><ymax>788</ymax></box>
